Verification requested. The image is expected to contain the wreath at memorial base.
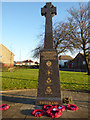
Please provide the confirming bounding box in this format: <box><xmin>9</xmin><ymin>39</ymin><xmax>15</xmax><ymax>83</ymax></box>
<box><xmin>32</xmin><ymin>109</ymin><xmax>44</xmax><ymax>117</ymax></box>
<box><xmin>0</xmin><ymin>104</ymin><xmax>9</xmax><ymax>110</ymax></box>
<box><xmin>43</xmin><ymin>104</ymin><xmax>53</xmax><ymax>110</ymax></box>
<box><xmin>67</xmin><ymin>104</ymin><xmax>78</xmax><ymax>111</ymax></box>
<box><xmin>46</xmin><ymin>108</ymin><xmax>61</xmax><ymax>118</ymax></box>
<box><xmin>63</xmin><ymin>98</ymin><xmax>72</xmax><ymax>104</ymax></box>
<box><xmin>54</xmin><ymin>105</ymin><xmax>65</xmax><ymax>112</ymax></box>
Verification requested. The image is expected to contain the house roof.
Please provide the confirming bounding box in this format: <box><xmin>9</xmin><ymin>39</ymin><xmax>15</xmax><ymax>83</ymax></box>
<box><xmin>1</xmin><ymin>44</ymin><xmax>14</xmax><ymax>55</ymax></box>
<box><xmin>16</xmin><ymin>62</ymin><xmax>21</xmax><ymax>64</ymax></box>
<box><xmin>72</xmin><ymin>52</ymin><xmax>90</xmax><ymax>61</ymax></box>
<box><xmin>23</xmin><ymin>60</ymin><xmax>34</xmax><ymax>63</ymax></box>
<box><xmin>28</xmin><ymin>60</ymin><xmax>33</xmax><ymax>63</ymax></box>
<box><xmin>16</xmin><ymin>61</ymin><xmax>22</xmax><ymax>64</ymax></box>
<box><xmin>73</xmin><ymin>53</ymin><xmax>84</xmax><ymax>59</ymax></box>
<box><xmin>59</xmin><ymin>55</ymin><xmax>73</xmax><ymax>60</ymax></box>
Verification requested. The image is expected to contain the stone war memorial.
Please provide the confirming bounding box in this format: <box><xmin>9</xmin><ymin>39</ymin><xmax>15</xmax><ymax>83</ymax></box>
<box><xmin>36</xmin><ymin>2</ymin><xmax>61</xmax><ymax>105</ymax></box>
<box><xmin>1</xmin><ymin>2</ymin><xmax>89</xmax><ymax>119</ymax></box>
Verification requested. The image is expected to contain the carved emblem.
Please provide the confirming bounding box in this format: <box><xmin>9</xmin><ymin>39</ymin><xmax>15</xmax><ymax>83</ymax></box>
<box><xmin>48</xmin><ymin>70</ymin><xmax>51</xmax><ymax>75</ymax></box>
<box><xmin>46</xmin><ymin>78</ymin><xmax>52</xmax><ymax>84</ymax></box>
<box><xmin>46</xmin><ymin>61</ymin><xmax>52</xmax><ymax>67</ymax></box>
<box><xmin>45</xmin><ymin>86</ymin><xmax>52</xmax><ymax>94</ymax></box>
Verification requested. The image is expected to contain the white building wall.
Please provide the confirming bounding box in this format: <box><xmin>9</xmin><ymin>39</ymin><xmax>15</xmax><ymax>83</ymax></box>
<box><xmin>59</xmin><ymin>60</ymin><xmax>69</xmax><ymax>67</ymax></box>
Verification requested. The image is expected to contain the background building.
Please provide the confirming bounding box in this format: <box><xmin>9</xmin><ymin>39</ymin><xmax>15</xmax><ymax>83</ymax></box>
<box><xmin>58</xmin><ymin>55</ymin><xmax>73</xmax><ymax>68</ymax></box>
<box><xmin>0</xmin><ymin>44</ymin><xmax>14</xmax><ymax>67</ymax></box>
<box><xmin>70</xmin><ymin>53</ymin><xmax>87</xmax><ymax>69</ymax></box>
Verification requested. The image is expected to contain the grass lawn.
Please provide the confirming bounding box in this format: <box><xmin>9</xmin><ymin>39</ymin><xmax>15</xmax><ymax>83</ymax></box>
<box><xmin>1</xmin><ymin>68</ymin><xmax>89</xmax><ymax>91</ymax></box>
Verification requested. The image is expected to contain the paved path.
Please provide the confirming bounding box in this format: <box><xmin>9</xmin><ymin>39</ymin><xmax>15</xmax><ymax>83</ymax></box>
<box><xmin>0</xmin><ymin>89</ymin><xmax>89</xmax><ymax>119</ymax></box>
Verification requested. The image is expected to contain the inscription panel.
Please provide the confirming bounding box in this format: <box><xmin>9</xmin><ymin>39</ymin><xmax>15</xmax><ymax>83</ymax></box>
<box><xmin>40</xmin><ymin>101</ymin><xmax>58</xmax><ymax>105</ymax></box>
<box><xmin>41</xmin><ymin>51</ymin><xmax>57</xmax><ymax>60</ymax></box>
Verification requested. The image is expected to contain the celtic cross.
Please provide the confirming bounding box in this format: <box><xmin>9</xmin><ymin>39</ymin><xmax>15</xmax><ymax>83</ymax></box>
<box><xmin>41</xmin><ymin>2</ymin><xmax>57</xmax><ymax>49</ymax></box>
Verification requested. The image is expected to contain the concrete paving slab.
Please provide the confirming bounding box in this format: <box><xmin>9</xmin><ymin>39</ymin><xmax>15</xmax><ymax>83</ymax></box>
<box><xmin>0</xmin><ymin>89</ymin><xmax>89</xmax><ymax>119</ymax></box>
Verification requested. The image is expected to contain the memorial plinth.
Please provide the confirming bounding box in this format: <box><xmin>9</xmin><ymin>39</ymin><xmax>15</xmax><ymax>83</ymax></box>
<box><xmin>36</xmin><ymin>2</ymin><xmax>61</xmax><ymax>105</ymax></box>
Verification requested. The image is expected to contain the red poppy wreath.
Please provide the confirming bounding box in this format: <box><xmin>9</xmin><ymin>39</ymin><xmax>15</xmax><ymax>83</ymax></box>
<box><xmin>46</xmin><ymin>108</ymin><xmax>61</xmax><ymax>118</ymax></box>
<box><xmin>32</xmin><ymin>109</ymin><xmax>44</xmax><ymax>117</ymax></box>
<box><xmin>0</xmin><ymin>104</ymin><xmax>9</xmax><ymax>111</ymax></box>
<box><xmin>54</xmin><ymin>105</ymin><xmax>65</xmax><ymax>112</ymax></box>
<box><xmin>67</xmin><ymin>104</ymin><xmax>78</xmax><ymax>111</ymax></box>
<box><xmin>43</xmin><ymin>104</ymin><xmax>53</xmax><ymax>110</ymax></box>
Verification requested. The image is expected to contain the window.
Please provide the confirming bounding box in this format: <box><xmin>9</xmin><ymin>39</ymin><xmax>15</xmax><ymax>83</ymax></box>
<box><xmin>83</xmin><ymin>61</ymin><xmax>86</xmax><ymax>65</ymax></box>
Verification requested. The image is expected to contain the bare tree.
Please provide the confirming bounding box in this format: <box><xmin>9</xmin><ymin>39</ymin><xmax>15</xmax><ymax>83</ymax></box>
<box><xmin>53</xmin><ymin>22</ymin><xmax>79</xmax><ymax>54</ymax></box>
<box><xmin>32</xmin><ymin>44</ymin><xmax>43</xmax><ymax>59</ymax></box>
<box><xmin>32</xmin><ymin>3</ymin><xmax>89</xmax><ymax>74</ymax></box>
<box><xmin>54</xmin><ymin>3</ymin><xmax>89</xmax><ymax>74</ymax></box>
<box><xmin>66</xmin><ymin>3</ymin><xmax>89</xmax><ymax>74</ymax></box>
<box><xmin>32</xmin><ymin>22</ymin><xmax>75</xmax><ymax>58</ymax></box>
<box><xmin>32</xmin><ymin>33</ymin><xmax>44</xmax><ymax>58</ymax></box>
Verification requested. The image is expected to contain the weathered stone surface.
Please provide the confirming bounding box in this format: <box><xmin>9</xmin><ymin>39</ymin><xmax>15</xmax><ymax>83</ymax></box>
<box><xmin>36</xmin><ymin>2</ymin><xmax>61</xmax><ymax>105</ymax></box>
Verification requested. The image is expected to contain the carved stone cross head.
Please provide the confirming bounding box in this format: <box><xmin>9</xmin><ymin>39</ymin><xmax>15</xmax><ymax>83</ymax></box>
<box><xmin>41</xmin><ymin>2</ymin><xmax>57</xmax><ymax>17</ymax></box>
